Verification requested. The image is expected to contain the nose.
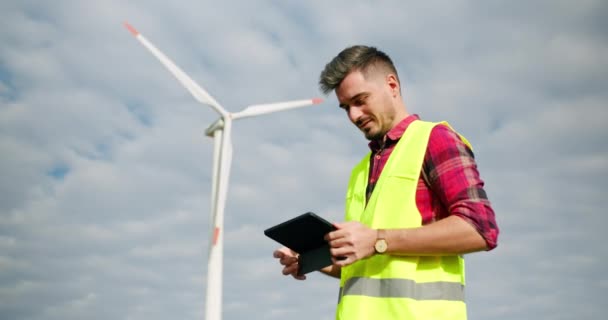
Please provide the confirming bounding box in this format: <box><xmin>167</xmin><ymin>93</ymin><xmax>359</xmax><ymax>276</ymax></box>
<box><xmin>348</xmin><ymin>106</ymin><xmax>363</xmax><ymax>123</ymax></box>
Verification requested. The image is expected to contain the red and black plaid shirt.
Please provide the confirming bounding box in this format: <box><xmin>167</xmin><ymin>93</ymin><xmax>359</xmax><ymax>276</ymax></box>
<box><xmin>366</xmin><ymin>115</ymin><xmax>499</xmax><ymax>249</ymax></box>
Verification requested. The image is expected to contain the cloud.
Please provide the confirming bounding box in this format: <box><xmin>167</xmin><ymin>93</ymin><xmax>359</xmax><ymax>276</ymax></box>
<box><xmin>1</xmin><ymin>0</ymin><xmax>606</xmax><ymax>319</ymax></box>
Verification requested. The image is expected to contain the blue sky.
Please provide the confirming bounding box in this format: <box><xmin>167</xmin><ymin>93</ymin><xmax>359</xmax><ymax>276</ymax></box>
<box><xmin>1</xmin><ymin>1</ymin><xmax>607</xmax><ymax>319</ymax></box>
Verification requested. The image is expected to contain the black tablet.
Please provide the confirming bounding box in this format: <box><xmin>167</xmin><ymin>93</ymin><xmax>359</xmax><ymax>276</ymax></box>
<box><xmin>264</xmin><ymin>212</ymin><xmax>336</xmax><ymax>275</ymax></box>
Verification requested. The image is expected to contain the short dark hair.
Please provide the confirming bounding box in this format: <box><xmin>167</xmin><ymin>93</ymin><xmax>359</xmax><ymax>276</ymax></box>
<box><xmin>319</xmin><ymin>45</ymin><xmax>399</xmax><ymax>94</ymax></box>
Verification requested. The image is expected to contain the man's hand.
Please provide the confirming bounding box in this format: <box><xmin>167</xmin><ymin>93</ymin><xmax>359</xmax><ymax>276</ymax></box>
<box><xmin>325</xmin><ymin>221</ymin><xmax>377</xmax><ymax>266</ymax></box>
<box><xmin>273</xmin><ymin>247</ymin><xmax>306</xmax><ymax>280</ymax></box>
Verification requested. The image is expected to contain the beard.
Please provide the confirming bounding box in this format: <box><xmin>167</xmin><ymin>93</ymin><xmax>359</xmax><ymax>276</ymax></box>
<box><xmin>364</xmin><ymin>129</ymin><xmax>387</xmax><ymax>141</ymax></box>
<box><xmin>356</xmin><ymin>116</ymin><xmax>391</xmax><ymax>141</ymax></box>
<box><xmin>360</xmin><ymin>122</ymin><xmax>389</xmax><ymax>141</ymax></box>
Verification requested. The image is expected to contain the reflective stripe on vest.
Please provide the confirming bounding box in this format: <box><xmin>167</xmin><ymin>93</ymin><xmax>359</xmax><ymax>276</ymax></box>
<box><xmin>339</xmin><ymin>277</ymin><xmax>465</xmax><ymax>302</ymax></box>
<box><xmin>336</xmin><ymin>120</ymin><xmax>472</xmax><ymax>320</ymax></box>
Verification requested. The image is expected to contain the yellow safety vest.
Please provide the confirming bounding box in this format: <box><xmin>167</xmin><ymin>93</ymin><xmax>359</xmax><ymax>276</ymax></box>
<box><xmin>336</xmin><ymin>120</ymin><xmax>471</xmax><ymax>320</ymax></box>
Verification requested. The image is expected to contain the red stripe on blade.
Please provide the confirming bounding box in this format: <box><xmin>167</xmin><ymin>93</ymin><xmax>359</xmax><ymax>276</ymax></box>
<box><xmin>124</xmin><ymin>22</ymin><xmax>139</xmax><ymax>36</ymax></box>
<box><xmin>213</xmin><ymin>227</ymin><xmax>220</xmax><ymax>245</ymax></box>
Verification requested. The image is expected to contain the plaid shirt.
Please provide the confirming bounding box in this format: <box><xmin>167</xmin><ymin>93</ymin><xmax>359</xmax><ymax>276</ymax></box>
<box><xmin>366</xmin><ymin>115</ymin><xmax>499</xmax><ymax>249</ymax></box>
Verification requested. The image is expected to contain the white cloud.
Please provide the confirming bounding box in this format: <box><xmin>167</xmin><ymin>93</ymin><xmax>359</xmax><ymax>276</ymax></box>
<box><xmin>1</xmin><ymin>0</ymin><xmax>606</xmax><ymax>319</ymax></box>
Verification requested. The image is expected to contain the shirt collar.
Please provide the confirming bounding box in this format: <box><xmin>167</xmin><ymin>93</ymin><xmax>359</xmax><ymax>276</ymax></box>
<box><xmin>368</xmin><ymin>114</ymin><xmax>420</xmax><ymax>151</ymax></box>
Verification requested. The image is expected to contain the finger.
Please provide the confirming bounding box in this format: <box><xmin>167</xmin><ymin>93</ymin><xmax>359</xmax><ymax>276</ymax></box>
<box><xmin>282</xmin><ymin>263</ymin><xmax>299</xmax><ymax>276</ymax></box>
<box><xmin>330</xmin><ymin>246</ymin><xmax>352</xmax><ymax>258</ymax></box>
<box><xmin>325</xmin><ymin>230</ymin><xmax>338</xmax><ymax>241</ymax></box>
<box><xmin>333</xmin><ymin>256</ymin><xmax>353</xmax><ymax>267</ymax></box>
<box><xmin>325</xmin><ymin>229</ymin><xmax>347</xmax><ymax>241</ymax></box>
<box><xmin>324</xmin><ymin>222</ymin><xmax>342</xmax><ymax>241</ymax></box>
<box><xmin>274</xmin><ymin>247</ymin><xmax>297</xmax><ymax>258</ymax></box>
<box><xmin>328</xmin><ymin>237</ymin><xmax>350</xmax><ymax>248</ymax></box>
<box><xmin>279</xmin><ymin>256</ymin><xmax>298</xmax><ymax>266</ymax></box>
<box><xmin>293</xmin><ymin>274</ymin><xmax>307</xmax><ymax>280</ymax></box>
<box><xmin>273</xmin><ymin>250</ymin><xmax>285</xmax><ymax>259</ymax></box>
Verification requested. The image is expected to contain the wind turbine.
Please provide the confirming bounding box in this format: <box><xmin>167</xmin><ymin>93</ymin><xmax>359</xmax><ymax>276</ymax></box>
<box><xmin>124</xmin><ymin>22</ymin><xmax>322</xmax><ymax>320</ymax></box>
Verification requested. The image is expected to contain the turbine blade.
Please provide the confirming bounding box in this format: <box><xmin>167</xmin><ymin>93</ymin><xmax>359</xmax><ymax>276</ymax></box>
<box><xmin>232</xmin><ymin>98</ymin><xmax>323</xmax><ymax>120</ymax></box>
<box><xmin>123</xmin><ymin>22</ymin><xmax>227</xmax><ymax>117</ymax></box>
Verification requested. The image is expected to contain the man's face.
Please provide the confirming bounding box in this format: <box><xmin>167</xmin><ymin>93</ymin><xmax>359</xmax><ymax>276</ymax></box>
<box><xmin>336</xmin><ymin>70</ymin><xmax>396</xmax><ymax>141</ymax></box>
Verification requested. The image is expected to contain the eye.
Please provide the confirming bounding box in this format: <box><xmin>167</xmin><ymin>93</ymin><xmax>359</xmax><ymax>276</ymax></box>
<box><xmin>353</xmin><ymin>100</ymin><xmax>363</xmax><ymax>107</ymax></box>
<box><xmin>352</xmin><ymin>95</ymin><xmax>367</xmax><ymax>106</ymax></box>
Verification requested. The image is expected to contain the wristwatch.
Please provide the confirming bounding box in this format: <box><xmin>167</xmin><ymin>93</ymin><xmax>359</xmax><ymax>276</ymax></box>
<box><xmin>374</xmin><ymin>229</ymin><xmax>388</xmax><ymax>254</ymax></box>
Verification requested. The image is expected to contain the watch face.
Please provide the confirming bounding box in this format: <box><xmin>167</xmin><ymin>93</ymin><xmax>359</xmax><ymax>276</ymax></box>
<box><xmin>375</xmin><ymin>239</ymin><xmax>387</xmax><ymax>253</ymax></box>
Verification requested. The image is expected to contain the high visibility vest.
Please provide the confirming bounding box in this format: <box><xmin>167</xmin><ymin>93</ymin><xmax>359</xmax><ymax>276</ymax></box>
<box><xmin>336</xmin><ymin>120</ymin><xmax>471</xmax><ymax>320</ymax></box>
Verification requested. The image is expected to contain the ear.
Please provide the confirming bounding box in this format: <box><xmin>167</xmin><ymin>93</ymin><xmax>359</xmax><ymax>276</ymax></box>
<box><xmin>386</xmin><ymin>74</ymin><xmax>400</xmax><ymax>97</ymax></box>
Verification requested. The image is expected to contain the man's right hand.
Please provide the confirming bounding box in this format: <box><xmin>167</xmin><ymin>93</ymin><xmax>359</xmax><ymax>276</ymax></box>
<box><xmin>273</xmin><ymin>247</ymin><xmax>306</xmax><ymax>280</ymax></box>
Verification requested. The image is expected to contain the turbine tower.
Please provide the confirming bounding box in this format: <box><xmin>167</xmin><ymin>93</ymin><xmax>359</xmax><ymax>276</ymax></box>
<box><xmin>124</xmin><ymin>22</ymin><xmax>322</xmax><ymax>320</ymax></box>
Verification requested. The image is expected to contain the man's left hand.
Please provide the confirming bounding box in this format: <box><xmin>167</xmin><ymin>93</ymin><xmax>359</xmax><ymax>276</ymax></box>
<box><xmin>325</xmin><ymin>221</ymin><xmax>377</xmax><ymax>266</ymax></box>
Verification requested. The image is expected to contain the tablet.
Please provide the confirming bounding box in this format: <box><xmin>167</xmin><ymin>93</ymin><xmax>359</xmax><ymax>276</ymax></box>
<box><xmin>264</xmin><ymin>212</ymin><xmax>336</xmax><ymax>275</ymax></box>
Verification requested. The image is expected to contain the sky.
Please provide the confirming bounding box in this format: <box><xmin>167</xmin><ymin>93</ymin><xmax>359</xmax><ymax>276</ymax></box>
<box><xmin>1</xmin><ymin>0</ymin><xmax>607</xmax><ymax>319</ymax></box>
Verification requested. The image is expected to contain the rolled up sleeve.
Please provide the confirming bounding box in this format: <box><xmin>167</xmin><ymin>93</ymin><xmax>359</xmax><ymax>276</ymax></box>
<box><xmin>426</xmin><ymin>125</ymin><xmax>499</xmax><ymax>250</ymax></box>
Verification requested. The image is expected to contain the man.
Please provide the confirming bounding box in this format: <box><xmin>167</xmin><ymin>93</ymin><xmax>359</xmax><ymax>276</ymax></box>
<box><xmin>273</xmin><ymin>45</ymin><xmax>498</xmax><ymax>319</ymax></box>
